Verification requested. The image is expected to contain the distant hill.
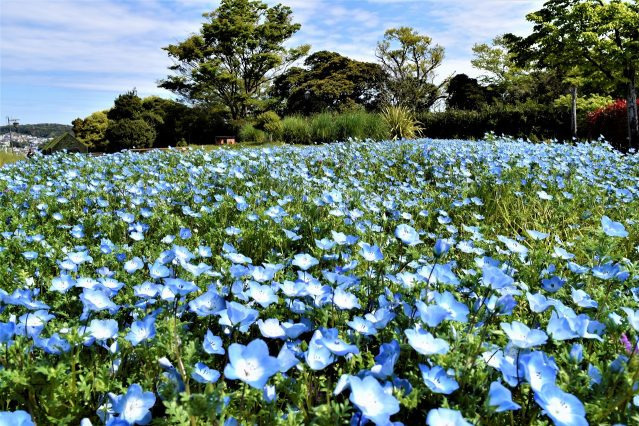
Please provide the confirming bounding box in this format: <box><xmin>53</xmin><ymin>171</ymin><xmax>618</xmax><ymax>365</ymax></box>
<box><xmin>0</xmin><ymin>123</ymin><xmax>72</xmax><ymax>138</ymax></box>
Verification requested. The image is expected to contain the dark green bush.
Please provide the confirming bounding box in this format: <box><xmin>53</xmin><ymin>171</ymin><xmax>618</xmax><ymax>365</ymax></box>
<box><xmin>238</xmin><ymin>124</ymin><xmax>266</xmax><ymax>143</ymax></box>
<box><xmin>416</xmin><ymin>105</ymin><xmax>572</xmax><ymax>141</ymax></box>
<box><xmin>281</xmin><ymin>116</ymin><xmax>312</xmax><ymax>144</ymax></box>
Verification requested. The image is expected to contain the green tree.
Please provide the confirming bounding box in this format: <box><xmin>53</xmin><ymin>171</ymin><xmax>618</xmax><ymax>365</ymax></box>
<box><xmin>106</xmin><ymin>90</ymin><xmax>157</xmax><ymax>150</ymax></box>
<box><xmin>71</xmin><ymin>111</ymin><xmax>109</xmax><ymax>151</ymax></box>
<box><xmin>375</xmin><ymin>27</ymin><xmax>448</xmax><ymax>110</ymax></box>
<box><xmin>471</xmin><ymin>36</ymin><xmax>538</xmax><ymax>105</ymax></box>
<box><xmin>159</xmin><ymin>0</ymin><xmax>309</xmax><ymax>120</ymax></box>
<box><xmin>446</xmin><ymin>74</ymin><xmax>490</xmax><ymax>110</ymax></box>
<box><xmin>271</xmin><ymin>50</ymin><xmax>386</xmax><ymax>115</ymax></box>
<box><xmin>508</xmin><ymin>0</ymin><xmax>639</xmax><ymax>147</ymax></box>
<box><xmin>105</xmin><ymin>119</ymin><xmax>155</xmax><ymax>150</ymax></box>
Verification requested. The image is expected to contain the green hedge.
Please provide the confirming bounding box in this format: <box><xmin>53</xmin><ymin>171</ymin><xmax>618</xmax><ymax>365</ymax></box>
<box><xmin>417</xmin><ymin>106</ymin><xmax>572</xmax><ymax>141</ymax></box>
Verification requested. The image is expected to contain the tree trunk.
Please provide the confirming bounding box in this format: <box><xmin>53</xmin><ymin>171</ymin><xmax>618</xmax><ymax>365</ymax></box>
<box><xmin>570</xmin><ymin>85</ymin><xmax>578</xmax><ymax>139</ymax></box>
<box><xmin>627</xmin><ymin>70</ymin><xmax>638</xmax><ymax>150</ymax></box>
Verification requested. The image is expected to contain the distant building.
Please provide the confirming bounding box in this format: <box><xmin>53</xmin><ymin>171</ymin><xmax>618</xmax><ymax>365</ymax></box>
<box><xmin>40</xmin><ymin>133</ymin><xmax>88</xmax><ymax>154</ymax></box>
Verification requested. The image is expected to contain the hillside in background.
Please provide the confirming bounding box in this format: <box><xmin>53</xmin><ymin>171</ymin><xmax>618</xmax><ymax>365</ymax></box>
<box><xmin>0</xmin><ymin>123</ymin><xmax>72</xmax><ymax>138</ymax></box>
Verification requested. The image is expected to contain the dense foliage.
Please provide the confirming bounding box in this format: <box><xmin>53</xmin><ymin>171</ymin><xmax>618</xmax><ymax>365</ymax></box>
<box><xmin>271</xmin><ymin>51</ymin><xmax>385</xmax><ymax>116</ymax></box>
<box><xmin>1</xmin><ymin>138</ymin><xmax>638</xmax><ymax>425</ymax></box>
<box><xmin>588</xmin><ymin>99</ymin><xmax>639</xmax><ymax>149</ymax></box>
<box><xmin>0</xmin><ymin>123</ymin><xmax>72</xmax><ymax>139</ymax></box>
<box><xmin>159</xmin><ymin>0</ymin><xmax>309</xmax><ymax>120</ymax></box>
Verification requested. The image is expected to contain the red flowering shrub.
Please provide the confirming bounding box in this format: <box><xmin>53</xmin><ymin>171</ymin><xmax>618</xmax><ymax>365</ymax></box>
<box><xmin>587</xmin><ymin>99</ymin><xmax>639</xmax><ymax>149</ymax></box>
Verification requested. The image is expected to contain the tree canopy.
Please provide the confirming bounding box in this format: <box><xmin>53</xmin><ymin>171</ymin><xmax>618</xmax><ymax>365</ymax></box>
<box><xmin>159</xmin><ymin>0</ymin><xmax>309</xmax><ymax>120</ymax></box>
<box><xmin>271</xmin><ymin>51</ymin><xmax>386</xmax><ymax>115</ymax></box>
<box><xmin>375</xmin><ymin>27</ymin><xmax>448</xmax><ymax>111</ymax></box>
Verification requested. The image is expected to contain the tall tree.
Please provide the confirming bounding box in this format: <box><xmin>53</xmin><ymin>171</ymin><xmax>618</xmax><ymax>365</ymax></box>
<box><xmin>375</xmin><ymin>27</ymin><xmax>448</xmax><ymax>110</ymax></box>
<box><xmin>72</xmin><ymin>111</ymin><xmax>109</xmax><ymax>151</ymax></box>
<box><xmin>446</xmin><ymin>74</ymin><xmax>490</xmax><ymax>110</ymax></box>
<box><xmin>159</xmin><ymin>0</ymin><xmax>309</xmax><ymax>120</ymax></box>
<box><xmin>508</xmin><ymin>0</ymin><xmax>639</xmax><ymax>147</ymax></box>
<box><xmin>106</xmin><ymin>90</ymin><xmax>156</xmax><ymax>151</ymax></box>
<box><xmin>271</xmin><ymin>51</ymin><xmax>386</xmax><ymax>115</ymax></box>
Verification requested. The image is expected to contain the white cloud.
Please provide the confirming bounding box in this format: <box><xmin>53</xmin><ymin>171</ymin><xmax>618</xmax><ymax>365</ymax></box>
<box><xmin>1</xmin><ymin>0</ymin><xmax>545</xmax><ymax>122</ymax></box>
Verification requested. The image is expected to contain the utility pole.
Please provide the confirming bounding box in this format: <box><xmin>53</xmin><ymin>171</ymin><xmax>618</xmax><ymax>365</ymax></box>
<box><xmin>6</xmin><ymin>117</ymin><xmax>20</xmax><ymax>149</ymax></box>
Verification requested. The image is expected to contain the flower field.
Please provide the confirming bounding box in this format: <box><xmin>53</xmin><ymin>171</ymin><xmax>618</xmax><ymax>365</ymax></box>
<box><xmin>0</xmin><ymin>138</ymin><xmax>638</xmax><ymax>425</ymax></box>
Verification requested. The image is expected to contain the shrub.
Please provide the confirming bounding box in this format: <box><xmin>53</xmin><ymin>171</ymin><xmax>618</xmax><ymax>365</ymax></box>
<box><xmin>310</xmin><ymin>112</ymin><xmax>339</xmax><ymax>143</ymax></box>
<box><xmin>416</xmin><ymin>105</ymin><xmax>572</xmax><ymax>141</ymax></box>
<box><xmin>382</xmin><ymin>106</ymin><xmax>422</xmax><ymax>140</ymax></box>
<box><xmin>238</xmin><ymin>124</ymin><xmax>266</xmax><ymax>143</ymax></box>
<box><xmin>281</xmin><ymin>116</ymin><xmax>312</xmax><ymax>144</ymax></box>
<box><xmin>587</xmin><ymin>99</ymin><xmax>639</xmax><ymax>150</ymax></box>
<box><xmin>334</xmin><ymin>110</ymin><xmax>390</xmax><ymax>141</ymax></box>
<box><xmin>255</xmin><ymin>111</ymin><xmax>283</xmax><ymax>141</ymax></box>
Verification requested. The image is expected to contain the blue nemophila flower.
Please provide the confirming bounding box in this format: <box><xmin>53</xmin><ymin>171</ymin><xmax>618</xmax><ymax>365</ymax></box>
<box><xmin>405</xmin><ymin>327</ymin><xmax>449</xmax><ymax>355</ymax></box>
<box><xmin>315</xmin><ymin>238</ymin><xmax>336</xmax><ymax>250</ymax></box>
<box><xmin>188</xmin><ymin>289</ymin><xmax>225</xmax><ymax>316</ymax></box>
<box><xmin>50</xmin><ymin>275</ymin><xmax>75</xmax><ymax>294</ymax></box>
<box><xmin>149</xmin><ymin>260</ymin><xmax>171</xmax><ymax>280</ymax></box>
<box><xmin>526</xmin><ymin>229</ymin><xmax>549</xmax><ymax>240</ymax></box>
<box><xmin>482</xmin><ymin>264</ymin><xmax>514</xmax><ymax>290</ymax></box>
<box><xmin>526</xmin><ymin>292</ymin><xmax>555</xmax><ymax>313</ymax></box>
<box><xmin>35</xmin><ymin>333</ymin><xmax>71</xmax><ymax>355</ymax></box>
<box><xmin>420</xmin><ymin>364</ymin><xmax>459</xmax><ymax>394</ymax></box>
<box><xmin>0</xmin><ymin>410</ymin><xmax>35</xmax><ymax>426</ymax></box>
<box><xmin>219</xmin><ymin>301</ymin><xmax>259</xmax><ymax>332</ymax></box>
<box><xmin>291</xmin><ymin>253</ymin><xmax>319</xmax><ymax>270</ymax></box>
<box><xmin>488</xmin><ymin>381</ymin><xmax>521</xmax><ymax>412</ymax></box>
<box><xmin>348</xmin><ymin>376</ymin><xmax>399</xmax><ymax>425</ymax></box>
<box><xmin>433</xmin><ymin>238</ymin><xmax>452</xmax><ymax>257</ymax></box>
<box><xmin>347</xmin><ymin>316</ymin><xmax>377</xmax><ymax>336</ymax></box>
<box><xmin>395</xmin><ymin>224</ymin><xmax>421</xmax><ymax>245</ymax></box>
<box><xmin>203</xmin><ymin>330</ymin><xmax>225</xmax><ymax>355</ymax></box>
<box><xmin>164</xmin><ymin>278</ymin><xmax>198</xmax><ymax>296</ymax></box>
<box><xmin>541</xmin><ymin>276</ymin><xmax>566</xmax><ymax>293</ymax></box>
<box><xmin>571</xmin><ymin>288</ymin><xmax>598</xmax><ymax>309</ymax></box>
<box><xmin>431</xmin><ymin>291</ymin><xmax>469</xmax><ymax>323</ymax></box>
<box><xmin>601</xmin><ymin>215</ymin><xmax>628</xmax><ymax>238</ymax></box>
<box><xmin>371</xmin><ymin>340</ymin><xmax>400</xmax><ymax>378</ymax></box>
<box><xmin>305</xmin><ymin>330</ymin><xmax>335</xmax><ymax>370</ymax></box>
<box><xmin>570</xmin><ymin>343</ymin><xmax>584</xmax><ymax>363</ymax></box>
<box><xmin>358</xmin><ymin>242</ymin><xmax>384</xmax><ymax>262</ymax></box>
<box><xmin>125</xmin><ymin>315</ymin><xmax>156</xmax><ymax>346</ymax></box>
<box><xmin>22</xmin><ymin>251</ymin><xmax>39</xmax><ymax>260</ymax></box>
<box><xmin>277</xmin><ymin>343</ymin><xmax>300</xmax><ymax>373</ymax></box>
<box><xmin>124</xmin><ymin>257</ymin><xmax>144</xmax><ymax>274</ymax></box>
<box><xmin>552</xmin><ymin>247</ymin><xmax>575</xmax><ymax>260</ymax></box>
<box><xmin>247</xmin><ymin>282</ymin><xmax>279</xmax><ymax>308</ymax></box>
<box><xmin>333</xmin><ymin>288</ymin><xmax>361</xmax><ymax>310</ymax></box>
<box><xmin>534</xmin><ymin>384</ymin><xmax>588</xmax><ymax>426</ymax></box>
<box><xmin>191</xmin><ymin>362</ymin><xmax>220</xmax><ymax>384</ymax></box>
<box><xmin>80</xmin><ymin>289</ymin><xmax>118</xmax><ymax>315</ymax></box>
<box><xmin>621</xmin><ymin>307</ymin><xmax>639</xmax><ymax>331</ymax></box>
<box><xmin>519</xmin><ymin>351</ymin><xmax>557</xmax><ymax>392</ymax></box>
<box><xmin>426</xmin><ymin>408</ymin><xmax>471</xmax><ymax>426</ymax></box>
<box><xmin>501</xmin><ymin>321</ymin><xmax>548</xmax><ymax>349</ymax></box>
<box><xmin>317</xmin><ymin>328</ymin><xmax>359</xmax><ymax>356</ymax></box>
<box><xmin>108</xmin><ymin>383</ymin><xmax>156</xmax><ymax>425</ymax></box>
<box><xmin>223</xmin><ymin>338</ymin><xmax>280</xmax><ymax>389</ymax></box>
<box><xmin>257</xmin><ymin>319</ymin><xmax>286</xmax><ymax>339</ymax></box>
<box><xmin>87</xmin><ymin>319</ymin><xmax>118</xmax><ymax>342</ymax></box>
<box><xmin>414</xmin><ymin>301</ymin><xmax>449</xmax><ymax>327</ymax></box>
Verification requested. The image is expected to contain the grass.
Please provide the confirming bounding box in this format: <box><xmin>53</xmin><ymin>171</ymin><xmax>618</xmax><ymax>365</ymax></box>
<box><xmin>0</xmin><ymin>150</ymin><xmax>24</xmax><ymax>167</ymax></box>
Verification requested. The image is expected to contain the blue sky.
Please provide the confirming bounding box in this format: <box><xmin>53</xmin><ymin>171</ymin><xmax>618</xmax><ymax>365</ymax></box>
<box><xmin>0</xmin><ymin>0</ymin><xmax>544</xmax><ymax>124</ymax></box>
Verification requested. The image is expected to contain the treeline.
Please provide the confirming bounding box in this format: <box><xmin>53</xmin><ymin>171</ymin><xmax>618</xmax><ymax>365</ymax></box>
<box><xmin>71</xmin><ymin>0</ymin><xmax>638</xmax><ymax>151</ymax></box>
<box><xmin>0</xmin><ymin>123</ymin><xmax>71</xmax><ymax>138</ymax></box>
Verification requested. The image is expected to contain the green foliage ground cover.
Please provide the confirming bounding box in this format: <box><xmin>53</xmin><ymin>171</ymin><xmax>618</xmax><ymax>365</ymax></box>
<box><xmin>0</xmin><ymin>138</ymin><xmax>638</xmax><ymax>425</ymax></box>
